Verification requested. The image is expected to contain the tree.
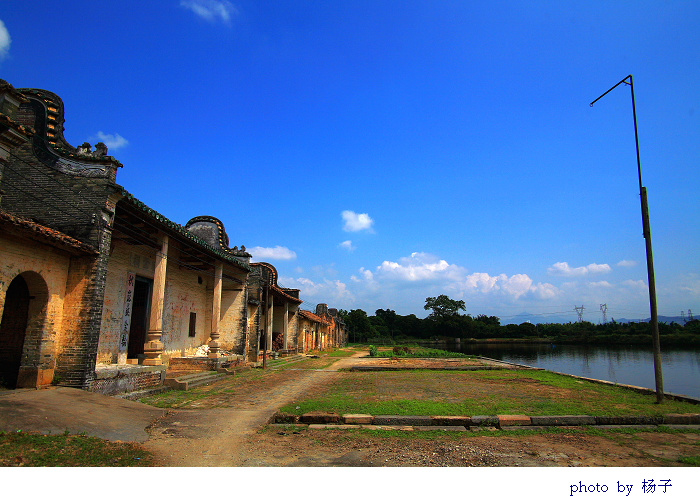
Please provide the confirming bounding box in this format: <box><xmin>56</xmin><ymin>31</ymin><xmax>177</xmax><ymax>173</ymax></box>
<box><xmin>343</xmin><ymin>309</ymin><xmax>377</xmax><ymax>342</ymax></box>
<box><xmin>476</xmin><ymin>314</ymin><xmax>500</xmax><ymax>326</ymax></box>
<box><xmin>424</xmin><ymin>295</ymin><xmax>466</xmax><ymax>319</ymax></box>
<box><xmin>375</xmin><ymin>309</ymin><xmax>399</xmax><ymax>338</ymax></box>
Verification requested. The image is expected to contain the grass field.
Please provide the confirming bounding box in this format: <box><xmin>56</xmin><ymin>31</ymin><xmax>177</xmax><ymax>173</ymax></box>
<box><xmin>279</xmin><ymin>368</ymin><xmax>700</xmax><ymax>417</ymax></box>
<box><xmin>0</xmin><ymin>431</ymin><xmax>154</xmax><ymax>467</ymax></box>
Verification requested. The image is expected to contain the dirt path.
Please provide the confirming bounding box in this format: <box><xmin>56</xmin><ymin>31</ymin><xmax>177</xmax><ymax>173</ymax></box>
<box><xmin>144</xmin><ymin>351</ymin><xmax>700</xmax><ymax>467</ymax></box>
<box><xmin>144</xmin><ymin>352</ymin><xmax>366</xmax><ymax>466</ymax></box>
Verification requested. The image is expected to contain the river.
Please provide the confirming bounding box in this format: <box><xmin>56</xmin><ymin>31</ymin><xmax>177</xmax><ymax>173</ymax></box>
<box><xmin>442</xmin><ymin>341</ymin><xmax>700</xmax><ymax>400</ymax></box>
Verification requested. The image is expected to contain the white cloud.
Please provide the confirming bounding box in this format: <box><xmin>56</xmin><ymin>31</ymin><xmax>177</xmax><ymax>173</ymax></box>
<box><xmin>281</xmin><ymin>276</ymin><xmax>355</xmax><ymax>305</ymax></box>
<box><xmin>679</xmin><ymin>274</ymin><xmax>700</xmax><ymax>297</ymax></box>
<box><xmin>530</xmin><ymin>282</ymin><xmax>561</xmax><ymax>300</ymax></box>
<box><xmin>342</xmin><ymin>210</ymin><xmax>374</xmax><ymax>232</ymax></box>
<box><xmin>617</xmin><ymin>259</ymin><xmax>638</xmax><ymax>268</ymax></box>
<box><xmin>356</xmin><ymin>267</ymin><xmax>374</xmax><ymax>281</ymax></box>
<box><xmin>548</xmin><ymin>261</ymin><xmax>612</xmax><ymax>277</ymax></box>
<box><xmin>463</xmin><ymin>272</ymin><xmax>501</xmax><ymax>293</ymax></box>
<box><xmin>339</xmin><ymin>240</ymin><xmax>356</xmax><ymax>252</ymax></box>
<box><xmin>375</xmin><ymin>252</ymin><xmax>464</xmax><ymax>282</ymax></box>
<box><xmin>95</xmin><ymin>131</ymin><xmax>129</xmax><ymax>150</ymax></box>
<box><xmin>0</xmin><ymin>20</ymin><xmax>10</xmax><ymax>60</ymax></box>
<box><xmin>463</xmin><ymin>272</ymin><xmax>558</xmax><ymax>300</ymax></box>
<box><xmin>181</xmin><ymin>0</ymin><xmax>237</xmax><ymax>24</ymax></box>
<box><xmin>353</xmin><ymin>252</ymin><xmax>559</xmax><ymax>303</ymax></box>
<box><xmin>248</xmin><ymin>246</ymin><xmax>297</xmax><ymax>261</ymax></box>
<box><xmin>622</xmin><ymin>279</ymin><xmax>647</xmax><ymax>290</ymax></box>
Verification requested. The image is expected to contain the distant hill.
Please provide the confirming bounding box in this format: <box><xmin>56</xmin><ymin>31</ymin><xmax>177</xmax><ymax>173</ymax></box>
<box><xmin>614</xmin><ymin>316</ymin><xmax>691</xmax><ymax>326</ymax></box>
<box><xmin>501</xmin><ymin>314</ymin><xmax>692</xmax><ymax>326</ymax></box>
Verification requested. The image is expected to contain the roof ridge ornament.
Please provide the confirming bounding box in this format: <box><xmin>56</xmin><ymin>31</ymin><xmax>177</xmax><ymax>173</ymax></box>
<box><xmin>185</xmin><ymin>215</ymin><xmax>252</xmax><ymax>262</ymax></box>
<box><xmin>16</xmin><ymin>87</ymin><xmax>123</xmax><ymax>178</ymax></box>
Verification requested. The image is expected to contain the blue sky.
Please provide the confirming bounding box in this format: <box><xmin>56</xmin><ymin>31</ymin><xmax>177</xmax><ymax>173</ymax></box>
<box><xmin>1</xmin><ymin>1</ymin><xmax>699</xmax><ymax>323</ymax></box>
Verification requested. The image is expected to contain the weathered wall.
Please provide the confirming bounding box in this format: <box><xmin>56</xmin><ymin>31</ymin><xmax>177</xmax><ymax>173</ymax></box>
<box><xmin>99</xmin><ymin>241</ymin><xmax>157</xmax><ymax>363</ymax></box>
<box><xmin>0</xmin><ymin>233</ymin><xmax>71</xmax><ymax>387</ymax></box>
<box><xmin>288</xmin><ymin>310</ymin><xmax>300</xmax><ymax>350</ymax></box>
<box><xmin>218</xmin><ymin>286</ymin><xmax>246</xmax><ymax>354</ymax></box>
<box><xmin>57</xmin><ymin>231</ymin><xmax>111</xmax><ymax>388</ymax></box>
<box><xmin>99</xmin><ymin>240</ymin><xmax>249</xmax><ymax>365</ymax></box>
<box><xmin>160</xmin><ymin>249</ymin><xmax>211</xmax><ymax>363</ymax></box>
<box><xmin>246</xmin><ymin>303</ymin><xmax>260</xmax><ymax>360</ymax></box>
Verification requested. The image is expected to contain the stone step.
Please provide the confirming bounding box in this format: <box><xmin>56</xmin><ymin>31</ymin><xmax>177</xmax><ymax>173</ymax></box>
<box><xmin>164</xmin><ymin>372</ymin><xmax>226</xmax><ymax>391</ymax></box>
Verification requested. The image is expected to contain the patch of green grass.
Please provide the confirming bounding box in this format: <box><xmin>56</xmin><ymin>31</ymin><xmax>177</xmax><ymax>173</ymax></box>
<box><xmin>0</xmin><ymin>431</ymin><xmax>154</xmax><ymax>467</ymax></box>
<box><xmin>274</xmin><ymin>357</ymin><xmax>340</xmax><ymax>370</ymax></box>
<box><xmin>140</xmin><ymin>373</ymin><xmax>243</xmax><ymax>408</ymax></box>
<box><xmin>327</xmin><ymin>350</ymin><xmax>356</xmax><ymax>357</ymax></box>
<box><xmin>279</xmin><ymin>368</ymin><xmax>700</xmax><ymax>417</ymax></box>
<box><xmin>375</xmin><ymin>346</ymin><xmax>475</xmax><ymax>359</ymax></box>
<box><xmin>678</xmin><ymin>455</ymin><xmax>700</xmax><ymax>466</ymax></box>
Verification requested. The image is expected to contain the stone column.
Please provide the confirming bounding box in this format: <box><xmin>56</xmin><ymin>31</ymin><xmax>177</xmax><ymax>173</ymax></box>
<box><xmin>143</xmin><ymin>235</ymin><xmax>168</xmax><ymax>365</ymax></box>
<box><xmin>283</xmin><ymin>301</ymin><xmax>289</xmax><ymax>350</ymax></box>
<box><xmin>208</xmin><ymin>262</ymin><xmax>223</xmax><ymax>358</ymax></box>
<box><xmin>267</xmin><ymin>300</ymin><xmax>274</xmax><ymax>352</ymax></box>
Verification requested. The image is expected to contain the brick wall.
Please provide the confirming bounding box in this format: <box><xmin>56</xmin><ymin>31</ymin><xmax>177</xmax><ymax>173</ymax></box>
<box><xmin>91</xmin><ymin>366</ymin><xmax>166</xmax><ymax>396</ymax></box>
<box><xmin>2</xmin><ymin>144</ymin><xmax>117</xmax><ymax>249</ymax></box>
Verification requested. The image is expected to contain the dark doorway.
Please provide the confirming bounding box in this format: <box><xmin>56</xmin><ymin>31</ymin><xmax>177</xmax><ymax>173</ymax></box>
<box><xmin>127</xmin><ymin>277</ymin><xmax>152</xmax><ymax>360</ymax></box>
<box><xmin>0</xmin><ymin>276</ymin><xmax>31</xmax><ymax>388</ymax></box>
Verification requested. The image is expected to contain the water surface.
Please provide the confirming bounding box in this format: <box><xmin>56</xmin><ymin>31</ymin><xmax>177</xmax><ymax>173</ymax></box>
<box><xmin>445</xmin><ymin>342</ymin><xmax>700</xmax><ymax>400</ymax></box>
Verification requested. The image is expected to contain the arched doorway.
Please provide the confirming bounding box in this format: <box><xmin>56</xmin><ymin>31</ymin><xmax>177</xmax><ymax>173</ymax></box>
<box><xmin>0</xmin><ymin>272</ymin><xmax>49</xmax><ymax>388</ymax></box>
<box><xmin>0</xmin><ymin>276</ymin><xmax>31</xmax><ymax>388</ymax></box>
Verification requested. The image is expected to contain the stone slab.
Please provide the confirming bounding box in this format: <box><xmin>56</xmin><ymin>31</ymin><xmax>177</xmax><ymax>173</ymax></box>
<box><xmin>470</xmin><ymin>415</ymin><xmax>499</xmax><ymax>426</ymax></box>
<box><xmin>273</xmin><ymin>412</ymin><xmax>299</xmax><ymax>424</ymax></box>
<box><xmin>343</xmin><ymin>414</ymin><xmax>374</xmax><ymax>425</ymax></box>
<box><xmin>664</xmin><ymin>413</ymin><xmax>700</xmax><ymax>425</ymax></box>
<box><xmin>299</xmin><ymin>411</ymin><xmax>341</xmax><ymax>424</ymax></box>
<box><xmin>309</xmin><ymin>424</ymin><xmax>361</xmax><ymax>430</ymax></box>
<box><xmin>361</xmin><ymin>425</ymin><xmax>415</xmax><ymax>431</ymax></box>
<box><xmin>530</xmin><ymin>415</ymin><xmax>596</xmax><ymax>426</ymax></box>
<box><xmin>595</xmin><ymin>415</ymin><xmax>662</xmax><ymax>425</ymax></box>
<box><xmin>590</xmin><ymin>425</ymin><xmax>658</xmax><ymax>430</ymax></box>
<box><xmin>431</xmin><ymin>415</ymin><xmax>471</xmax><ymax>426</ymax></box>
<box><xmin>414</xmin><ymin>426</ymin><xmax>467</xmax><ymax>431</ymax></box>
<box><xmin>498</xmin><ymin>415</ymin><xmax>532</xmax><ymax>426</ymax></box>
<box><xmin>373</xmin><ymin>415</ymin><xmax>433</xmax><ymax>426</ymax></box>
<box><xmin>500</xmin><ymin>426</ymin><xmax>550</xmax><ymax>431</ymax></box>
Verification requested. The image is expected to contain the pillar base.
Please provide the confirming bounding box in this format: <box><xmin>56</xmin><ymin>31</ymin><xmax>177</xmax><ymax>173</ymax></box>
<box><xmin>208</xmin><ymin>332</ymin><xmax>221</xmax><ymax>358</ymax></box>
<box><xmin>16</xmin><ymin>367</ymin><xmax>54</xmax><ymax>388</ymax></box>
<box><xmin>143</xmin><ymin>335</ymin><xmax>164</xmax><ymax>366</ymax></box>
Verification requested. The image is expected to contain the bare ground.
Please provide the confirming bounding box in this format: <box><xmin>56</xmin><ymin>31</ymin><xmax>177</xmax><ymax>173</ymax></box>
<box><xmin>143</xmin><ymin>352</ymin><xmax>700</xmax><ymax>467</ymax></box>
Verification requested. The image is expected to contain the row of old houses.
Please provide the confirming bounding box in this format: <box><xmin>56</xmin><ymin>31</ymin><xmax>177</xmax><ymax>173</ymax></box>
<box><xmin>0</xmin><ymin>80</ymin><xmax>347</xmax><ymax>395</ymax></box>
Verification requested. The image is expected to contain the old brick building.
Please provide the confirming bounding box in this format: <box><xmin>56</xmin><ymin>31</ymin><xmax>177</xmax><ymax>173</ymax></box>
<box><xmin>1</xmin><ymin>81</ymin><xmax>118</xmax><ymax>390</ymax></box>
<box><xmin>0</xmin><ymin>80</ymin><xmax>347</xmax><ymax>394</ymax></box>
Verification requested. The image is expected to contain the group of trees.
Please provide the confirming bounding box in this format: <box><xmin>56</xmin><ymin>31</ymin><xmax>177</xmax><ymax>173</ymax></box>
<box><xmin>338</xmin><ymin>295</ymin><xmax>700</xmax><ymax>347</ymax></box>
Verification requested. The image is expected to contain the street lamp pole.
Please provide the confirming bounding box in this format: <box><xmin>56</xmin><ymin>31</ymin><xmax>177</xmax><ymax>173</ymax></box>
<box><xmin>590</xmin><ymin>74</ymin><xmax>664</xmax><ymax>403</ymax></box>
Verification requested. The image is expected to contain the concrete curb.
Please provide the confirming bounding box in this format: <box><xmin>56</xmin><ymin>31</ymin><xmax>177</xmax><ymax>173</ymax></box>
<box><xmin>270</xmin><ymin>411</ymin><xmax>700</xmax><ymax>430</ymax></box>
